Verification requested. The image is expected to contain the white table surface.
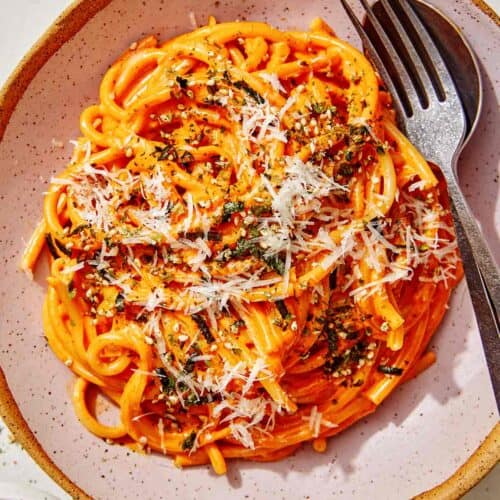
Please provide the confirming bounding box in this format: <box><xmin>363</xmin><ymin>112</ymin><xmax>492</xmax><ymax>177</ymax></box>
<box><xmin>0</xmin><ymin>1</ymin><xmax>498</xmax><ymax>499</ymax></box>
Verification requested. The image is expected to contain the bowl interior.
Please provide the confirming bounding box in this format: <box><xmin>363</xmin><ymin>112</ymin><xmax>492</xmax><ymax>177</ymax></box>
<box><xmin>0</xmin><ymin>0</ymin><xmax>498</xmax><ymax>498</ymax></box>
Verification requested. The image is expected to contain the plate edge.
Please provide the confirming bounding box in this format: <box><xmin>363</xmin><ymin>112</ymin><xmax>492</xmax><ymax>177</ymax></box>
<box><xmin>471</xmin><ymin>0</ymin><xmax>500</xmax><ymax>25</ymax></box>
<box><xmin>0</xmin><ymin>367</ymin><xmax>90</xmax><ymax>499</ymax></box>
<box><xmin>415</xmin><ymin>422</ymin><xmax>500</xmax><ymax>499</ymax></box>
<box><xmin>0</xmin><ymin>0</ymin><xmax>497</xmax><ymax>498</ymax></box>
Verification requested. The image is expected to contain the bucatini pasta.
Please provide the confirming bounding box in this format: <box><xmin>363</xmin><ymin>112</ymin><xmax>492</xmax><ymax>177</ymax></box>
<box><xmin>22</xmin><ymin>17</ymin><xmax>462</xmax><ymax>474</ymax></box>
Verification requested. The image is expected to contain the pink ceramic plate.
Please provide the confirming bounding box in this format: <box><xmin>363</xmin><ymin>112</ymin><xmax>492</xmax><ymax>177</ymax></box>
<box><xmin>0</xmin><ymin>1</ymin><xmax>498</xmax><ymax>498</ymax></box>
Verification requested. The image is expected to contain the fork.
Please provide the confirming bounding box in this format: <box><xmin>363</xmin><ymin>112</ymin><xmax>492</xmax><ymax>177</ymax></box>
<box><xmin>340</xmin><ymin>0</ymin><xmax>499</xmax><ymax>405</ymax></box>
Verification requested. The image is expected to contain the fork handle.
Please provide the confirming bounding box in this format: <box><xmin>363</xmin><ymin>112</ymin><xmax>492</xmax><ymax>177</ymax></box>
<box><xmin>446</xmin><ymin>164</ymin><xmax>500</xmax><ymax>405</ymax></box>
<box><xmin>446</xmin><ymin>167</ymin><xmax>500</xmax><ymax>321</ymax></box>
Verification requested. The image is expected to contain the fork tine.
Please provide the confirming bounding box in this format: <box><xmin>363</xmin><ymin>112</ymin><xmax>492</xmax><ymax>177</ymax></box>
<box><xmin>357</xmin><ymin>0</ymin><xmax>428</xmax><ymax>116</ymax></box>
<box><xmin>395</xmin><ymin>0</ymin><xmax>459</xmax><ymax>100</ymax></box>
<box><xmin>379</xmin><ymin>0</ymin><xmax>436</xmax><ymax>103</ymax></box>
<box><xmin>340</xmin><ymin>0</ymin><xmax>409</xmax><ymax>121</ymax></box>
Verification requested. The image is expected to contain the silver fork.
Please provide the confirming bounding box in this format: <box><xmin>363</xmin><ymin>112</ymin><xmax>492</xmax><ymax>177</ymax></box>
<box><xmin>340</xmin><ymin>0</ymin><xmax>499</xmax><ymax>404</ymax></box>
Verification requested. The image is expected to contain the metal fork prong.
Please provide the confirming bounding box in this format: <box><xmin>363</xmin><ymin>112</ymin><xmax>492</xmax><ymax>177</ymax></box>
<box><xmin>379</xmin><ymin>0</ymin><xmax>435</xmax><ymax>103</ymax></box>
<box><xmin>340</xmin><ymin>0</ymin><xmax>406</xmax><ymax>116</ymax></box>
<box><xmin>396</xmin><ymin>0</ymin><xmax>459</xmax><ymax>100</ymax></box>
<box><xmin>340</xmin><ymin>0</ymin><xmax>408</xmax><ymax>121</ymax></box>
<box><xmin>357</xmin><ymin>0</ymin><xmax>422</xmax><ymax>116</ymax></box>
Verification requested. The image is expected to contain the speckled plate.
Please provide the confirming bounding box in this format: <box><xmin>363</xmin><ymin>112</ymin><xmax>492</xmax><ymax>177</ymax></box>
<box><xmin>0</xmin><ymin>1</ymin><xmax>498</xmax><ymax>499</ymax></box>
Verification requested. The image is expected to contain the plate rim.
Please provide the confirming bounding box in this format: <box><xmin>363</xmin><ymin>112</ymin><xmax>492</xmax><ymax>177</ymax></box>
<box><xmin>0</xmin><ymin>0</ymin><xmax>498</xmax><ymax>498</ymax></box>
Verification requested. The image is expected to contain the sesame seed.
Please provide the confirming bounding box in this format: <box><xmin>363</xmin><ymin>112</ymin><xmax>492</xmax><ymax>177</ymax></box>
<box><xmin>243</xmin><ymin>215</ymin><xmax>255</xmax><ymax>225</ymax></box>
<box><xmin>139</xmin><ymin>436</ymin><xmax>148</xmax><ymax>445</ymax></box>
<box><xmin>178</xmin><ymin>334</ymin><xmax>189</xmax><ymax>342</ymax></box>
<box><xmin>64</xmin><ymin>359</ymin><xmax>73</xmax><ymax>367</ymax></box>
<box><xmin>144</xmin><ymin>336</ymin><xmax>154</xmax><ymax>345</ymax></box>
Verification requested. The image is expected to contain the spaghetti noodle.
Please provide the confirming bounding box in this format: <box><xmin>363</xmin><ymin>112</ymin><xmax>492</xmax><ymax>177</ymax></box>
<box><xmin>22</xmin><ymin>17</ymin><xmax>462</xmax><ymax>474</ymax></box>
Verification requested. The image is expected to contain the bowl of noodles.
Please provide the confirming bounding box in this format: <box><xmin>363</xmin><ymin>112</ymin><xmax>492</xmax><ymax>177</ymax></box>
<box><xmin>0</xmin><ymin>0</ymin><xmax>498</xmax><ymax>498</ymax></box>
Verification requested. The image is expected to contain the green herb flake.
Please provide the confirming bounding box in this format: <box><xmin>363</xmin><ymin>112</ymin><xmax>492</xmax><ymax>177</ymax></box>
<box><xmin>377</xmin><ymin>365</ymin><xmax>403</xmax><ymax>376</ymax></box>
<box><xmin>156</xmin><ymin>144</ymin><xmax>178</xmax><ymax>161</ymax></box>
<box><xmin>222</xmin><ymin>201</ymin><xmax>244</xmax><ymax>222</ymax></box>
<box><xmin>45</xmin><ymin>234</ymin><xmax>60</xmax><ymax>259</ymax></box>
<box><xmin>192</xmin><ymin>314</ymin><xmax>215</xmax><ymax>343</ymax></box>
<box><xmin>233</xmin><ymin>80</ymin><xmax>264</xmax><ymax>104</ymax></box>
<box><xmin>155</xmin><ymin>367</ymin><xmax>176</xmax><ymax>393</ymax></box>
<box><xmin>115</xmin><ymin>293</ymin><xmax>125</xmax><ymax>312</ymax></box>
<box><xmin>275</xmin><ymin>300</ymin><xmax>289</xmax><ymax>319</ymax></box>
<box><xmin>250</xmin><ymin>204</ymin><xmax>272</xmax><ymax>216</ymax></box>
<box><xmin>310</xmin><ymin>101</ymin><xmax>327</xmax><ymax>114</ymax></box>
<box><xmin>176</xmin><ymin>76</ymin><xmax>188</xmax><ymax>89</ymax></box>
<box><xmin>67</xmin><ymin>281</ymin><xmax>76</xmax><ymax>300</ymax></box>
<box><xmin>262</xmin><ymin>254</ymin><xmax>285</xmax><ymax>275</ymax></box>
<box><xmin>181</xmin><ymin>431</ymin><xmax>197</xmax><ymax>450</ymax></box>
